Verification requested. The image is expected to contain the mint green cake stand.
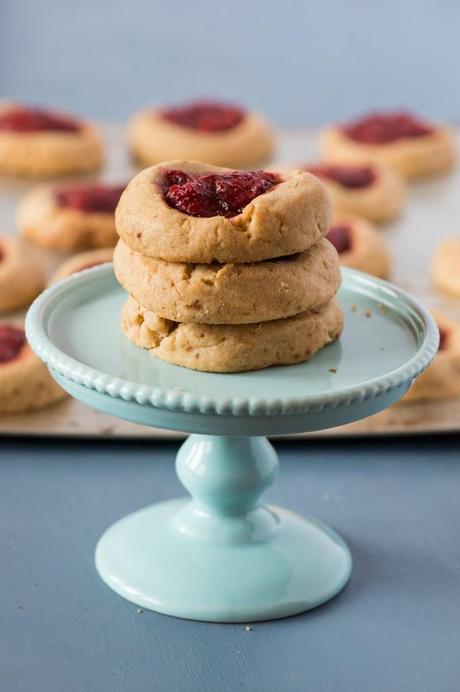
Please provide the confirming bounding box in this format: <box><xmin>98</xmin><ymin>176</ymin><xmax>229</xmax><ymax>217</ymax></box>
<box><xmin>25</xmin><ymin>265</ymin><xmax>438</xmax><ymax>622</ymax></box>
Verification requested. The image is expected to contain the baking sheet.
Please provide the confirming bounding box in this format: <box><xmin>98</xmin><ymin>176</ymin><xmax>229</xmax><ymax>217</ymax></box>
<box><xmin>1</xmin><ymin>124</ymin><xmax>459</xmax><ymax>439</ymax></box>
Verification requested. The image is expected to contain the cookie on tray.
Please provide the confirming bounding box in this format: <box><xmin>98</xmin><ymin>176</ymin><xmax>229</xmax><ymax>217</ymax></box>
<box><xmin>320</xmin><ymin>111</ymin><xmax>455</xmax><ymax>179</ymax></box>
<box><xmin>121</xmin><ymin>296</ymin><xmax>343</xmax><ymax>373</ymax></box>
<box><xmin>116</xmin><ymin>161</ymin><xmax>332</xmax><ymax>263</ymax></box>
<box><xmin>0</xmin><ymin>323</ymin><xmax>66</xmax><ymax>414</ymax></box>
<box><xmin>114</xmin><ymin>238</ymin><xmax>340</xmax><ymax>324</ymax></box>
<box><xmin>129</xmin><ymin>99</ymin><xmax>274</xmax><ymax>169</ymax></box>
<box><xmin>299</xmin><ymin>161</ymin><xmax>405</xmax><ymax>223</ymax></box>
<box><xmin>0</xmin><ymin>235</ymin><xmax>45</xmax><ymax>312</ymax></box>
<box><xmin>401</xmin><ymin>312</ymin><xmax>460</xmax><ymax>403</ymax></box>
<box><xmin>18</xmin><ymin>182</ymin><xmax>125</xmax><ymax>252</ymax></box>
<box><xmin>432</xmin><ymin>237</ymin><xmax>460</xmax><ymax>299</ymax></box>
<box><xmin>0</xmin><ymin>101</ymin><xmax>103</xmax><ymax>177</ymax></box>
<box><xmin>326</xmin><ymin>216</ymin><xmax>391</xmax><ymax>279</ymax></box>
<box><xmin>50</xmin><ymin>247</ymin><xmax>113</xmax><ymax>283</ymax></box>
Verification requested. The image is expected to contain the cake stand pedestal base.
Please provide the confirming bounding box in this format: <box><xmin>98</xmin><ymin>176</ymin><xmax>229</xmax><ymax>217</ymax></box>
<box><xmin>95</xmin><ymin>435</ymin><xmax>351</xmax><ymax>622</ymax></box>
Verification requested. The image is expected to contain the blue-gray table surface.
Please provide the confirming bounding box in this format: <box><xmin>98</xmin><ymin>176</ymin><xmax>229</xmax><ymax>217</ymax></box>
<box><xmin>1</xmin><ymin>435</ymin><xmax>459</xmax><ymax>692</ymax></box>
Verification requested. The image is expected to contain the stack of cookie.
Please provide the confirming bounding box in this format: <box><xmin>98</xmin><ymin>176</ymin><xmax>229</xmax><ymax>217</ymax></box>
<box><xmin>114</xmin><ymin>160</ymin><xmax>343</xmax><ymax>373</ymax></box>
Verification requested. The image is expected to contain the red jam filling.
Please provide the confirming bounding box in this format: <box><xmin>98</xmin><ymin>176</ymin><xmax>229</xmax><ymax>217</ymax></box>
<box><xmin>307</xmin><ymin>164</ymin><xmax>376</xmax><ymax>189</ymax></box>
<box><xmin>0</xmin><ymin>243</ymin><xmax>4</xmax><ymax>263</ymax></box>
<box><xmin>55</xmin><ymin>184</ymin><xmax>125</xmax><ymax>213</ymax></box>
<box><xmin>0</xmin><ymin>325</ymin><xmax>26</xmax><ymax>364</ymax></box>
<box><xmin>0</xmin><ymin>107</ymin><xmax>82</xmax><ymax>133</ymax></box>
<box><xmin>161</xmin><ymin>100</ymin><xmax>245</xmax><ymax>132</ymax></box>
<box><xmin>342</xmin><ymin>111</ymin><xmax>433</xmax><ymax>144</ymax></box>
<box><xmin>438</xmin><ymin>325</ymin><xmax>449</xmax><ymax>351</ymax></box>
<box><xmin>162</xmin><ymin>169</ymin><xmax>281</xmax><ymax>218</ymax></box>
<box><xmin>326</xmin><ymin>224</ymin><xmax>353</xmax><ymax>254</ymax></box>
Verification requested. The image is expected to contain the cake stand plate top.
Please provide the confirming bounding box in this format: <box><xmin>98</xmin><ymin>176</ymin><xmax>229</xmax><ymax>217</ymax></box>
<box><xmin>25</xmin><ymin>264</ymin><xmax>438</xmax><ymax>419</ymax></box>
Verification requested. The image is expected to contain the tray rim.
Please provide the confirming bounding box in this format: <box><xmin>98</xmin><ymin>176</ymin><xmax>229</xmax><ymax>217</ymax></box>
<box><xmin>25</xmin><ymin>264</ymin><xmax>439</xmax><ymax>417</ymax></box>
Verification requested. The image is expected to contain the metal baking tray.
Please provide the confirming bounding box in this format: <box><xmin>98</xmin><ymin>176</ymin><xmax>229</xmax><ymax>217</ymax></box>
<box><xmin>1</xmin><ymin>124</ymin><xmax>459</xmax><ymax>438</ymax></box>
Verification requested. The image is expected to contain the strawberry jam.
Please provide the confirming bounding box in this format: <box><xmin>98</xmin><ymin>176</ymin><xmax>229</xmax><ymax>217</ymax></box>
<box><xmin>0</xmin><ymin>106</ymin><xmax>81</xmax><ymax>133</ymax></box>
<box><xmin>307</xmin><ymin>164</ymin><xmax>376</xmax><ymax>189</ymax></box>
<box><xmin>55</xmin><ymin>184</ymin><xmax>125</xmax><ymax>213</ymax></box>
<box><xmin>438</xmin><ymin>326</ymin><xmax>449</xmax><ymax>351</ymax></box>
<box><xmin>0</xmin><ymin>325</ymin><xmax>26</xmax><ymax>364</ymax></box>
<box><xmin>162</xmin><ymin>169</ymin><xmax>280</xmax><ymax>218</ymax></box>
<box><xmin>342</xmin><ymin>112</ymin><xmax>433</xmax><ymax>144</ymax></box>
<box><xmin>161</xmin><ymin>100</ymin><xmax>245</xmax><ymax>132</ymax></box>
<box><xmin>327</xmin><ymin>224</ymin><xmax>352</xmax><ymax>254</ymax></box>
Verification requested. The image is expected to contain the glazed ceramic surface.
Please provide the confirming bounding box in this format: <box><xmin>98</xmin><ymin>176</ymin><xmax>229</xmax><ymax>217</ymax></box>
<box><xmin>95</xmin><ymin>435</ymin><xmax>352</xmax><ymax>621</ymax></box>
<box><xmin>25</xmin><ymin>265</ymin><xmax>438</xmax><ymax>621</ymax></box>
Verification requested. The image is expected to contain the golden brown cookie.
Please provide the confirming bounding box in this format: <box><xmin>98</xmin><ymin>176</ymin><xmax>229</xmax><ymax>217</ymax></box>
<box><xmin>320</xmin><ymin>111</ymin><xmax>455</xmax><ymax>179</ymax></box>
<box><xmin>0</xmin><ymin>101</ymin><xmax>103</xmax><ymax>177</ymax></box>
<box><xmin>129</xmin><ymin>99</ymin><xmax>274</xmax><ymax>169</ymax></box>
<box><xmin>50</xmin><ymin>247</ymin><xmax>114</xmax><ymax>283</ymax></box>
<box><xmin>121</xmin><ymin>296</ymin><xmax>343</xmax><ymax>373</ymax></box>
<box><xmin>326</xmin><ymin>216</ymin><xmax>390</xmax><ymax>279</ymax></box>
<box><xmin>116</xmin><ymin>161</ymin><xmax>332</xmax><ymax>263</ymax></box>
<box><xmin>401</xmin><ymin>312</ymin><xmax>460</xmax><ymax>403</ymax></box>
<box><xmin>0</xmin><ymin>323</ymin><xmax>66</xmax><ymax>413</ymax></box>
<box><xmin>0</xmin><ymin>235</ymin><xmax>45</xmax><ymax>312</ymax></box>
<box><xmin>296</xmin><ymin>162</ymin><xmax>405</xmax><ymax>223</ymax></box>
<box><xmin>114</xmin><ymin>237</ymin><xmax>340</xmax><ymax>324</ymax></box>
<box><xmin>432</xmin><ymin>238</ymin><xmax>460</xmax><ymax>298</ymax></box>
<box><xmin>18</xmin><ymin>182</ymin><xmax>125</xmax><ymax>252</ymax></box>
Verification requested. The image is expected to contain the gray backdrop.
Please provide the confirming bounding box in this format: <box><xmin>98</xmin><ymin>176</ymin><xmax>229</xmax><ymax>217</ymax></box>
<box><xmin>2</xmin><ymin>0</ymin><xmax>459</xmax><ymax>125</ymax></box>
